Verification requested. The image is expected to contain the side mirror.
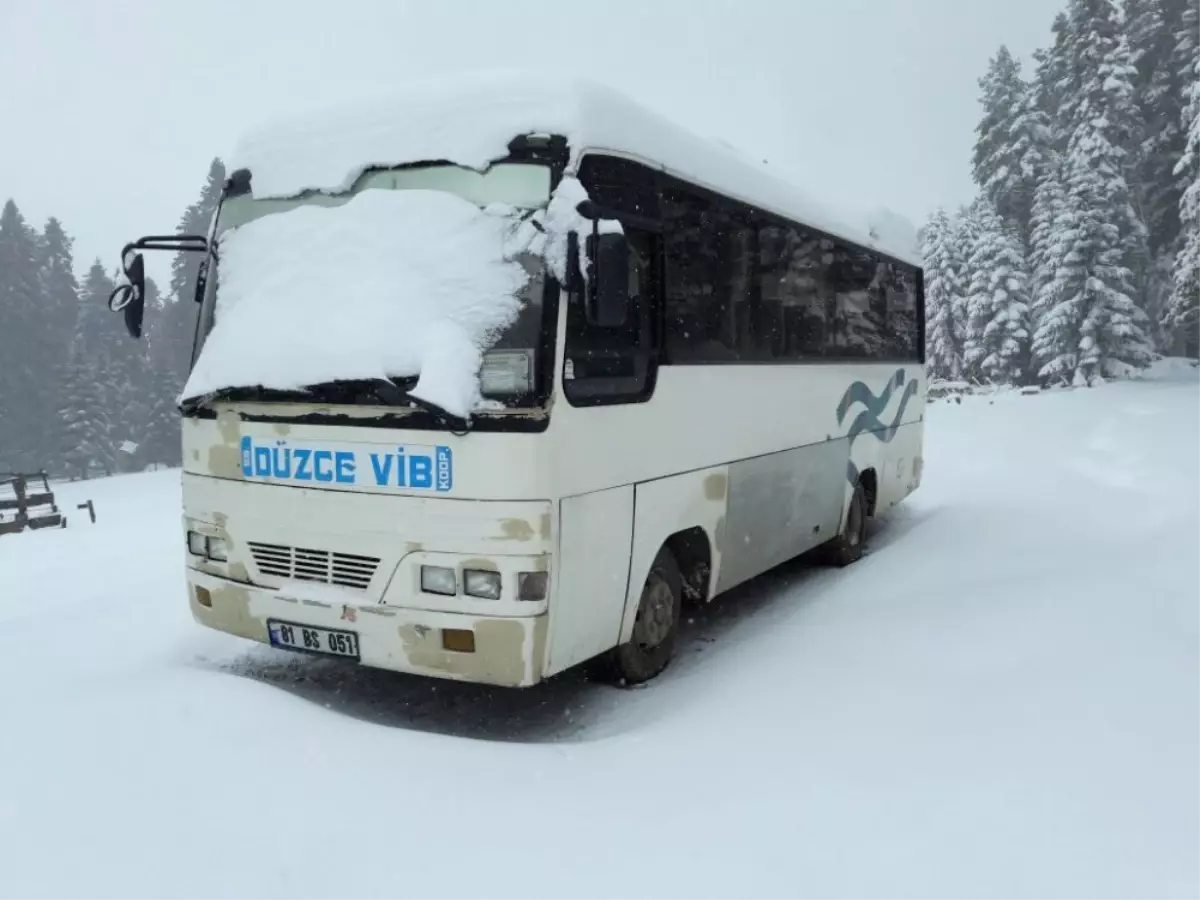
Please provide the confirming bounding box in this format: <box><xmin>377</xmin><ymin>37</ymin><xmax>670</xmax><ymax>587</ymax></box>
<box><xmin>585</xmin><ymin>230</ymin><xmax>629</xmax><ymax>328</ymax></box>
<box><xmin>108</xmin><ymin>251</ymin><xmax>146</xmax><ymax>339</ymax></box>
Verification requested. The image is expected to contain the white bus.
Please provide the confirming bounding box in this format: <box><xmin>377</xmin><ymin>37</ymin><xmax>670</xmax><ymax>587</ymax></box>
<box><xmin>107</xmin><ymin>76</ymin><xmax>925</xmax><ymax>687</ymax></box>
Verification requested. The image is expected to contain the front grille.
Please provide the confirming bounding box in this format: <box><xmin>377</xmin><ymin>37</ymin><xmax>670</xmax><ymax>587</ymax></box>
<box><xmin>247</xmin><ymin>541</ymin><xmax>380</xmax><ymax>590</ymax></box>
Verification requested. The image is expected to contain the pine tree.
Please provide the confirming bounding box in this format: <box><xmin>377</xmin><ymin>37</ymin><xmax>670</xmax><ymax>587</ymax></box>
<box><xmin>1033</xmin><ymin>127</ymin><xmax>1156</xmax><ymax>384</ymax></box>
<box><xmin>58</xmin><ymin>325</ymin><xmax>100</xmax><ymax>481</ymax></box>
<box><xmin>1031</xmin><ymin>0</ymin><xmax>1156</xmax><ymax>381</ymax></box>
<box><xmin>972</xmin><ymin>47</ymin><xmax>1049</xmax><ymax>247</ymax></box>
<box><xmin>74</xmin><ymin>261</ymin><xmax>125</xmax><ymax>474</ymax></box>
<box><xmin>1166</xmin><ymin>54</ymin><xmax>1200</xmax><ymax>349</ymax></box>
<box><xmin>37</xmin><ymin>217</ymin><xmax>80</xmax><ymax>474</ymax></box>
<box><xmin>920</xmin><ymin>208</ymin><xmax>969</xmax><ymax>381</ymax></box>
<box><xmin>0</xmin><ymin>199</ymin><xmax>45</xmax><ymax>472</ymax></box>
<box><xmin>1125</xmin><ymin>0</ymin><xmax>1191</xmax><ymax>257</ymax></box>
<box><xmin>1033</xmin><ymin>12</ymin><xmax>1074</xmax><ymax>147</ymax></box>
<box><xmin>963</xmin><ymin>201</ymin><xmax>1033</xmax><ymax>383</ymax></box>
<box><xmin>1029</xmin><ymin>154</ymin><xmax>1070</xmax><ymax>299</ymax></box>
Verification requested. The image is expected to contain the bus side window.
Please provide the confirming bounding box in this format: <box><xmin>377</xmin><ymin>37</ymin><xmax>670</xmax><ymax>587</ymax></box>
<box><xmin>561</xmin><ymin>227</ymin><xmax>659</xmax><ymax>406</ymax></box>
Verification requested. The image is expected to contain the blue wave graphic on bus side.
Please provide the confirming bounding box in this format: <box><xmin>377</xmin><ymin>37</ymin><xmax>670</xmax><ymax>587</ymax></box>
<box><xmin>837</xmin><ymin>367</ymin><xmax>918</xmax><ymax>485</ymax></box>
<box><xmin>239</xmin><ymin>437</ymin><xmax>453</xmax><ymax>492</ymax></box>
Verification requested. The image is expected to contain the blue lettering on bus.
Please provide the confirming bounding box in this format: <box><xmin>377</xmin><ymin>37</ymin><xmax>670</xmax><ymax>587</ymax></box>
<box><xmin>335</xmin><ymin>451</ymin><xmax>355</xmax><ymax>484</ymax></box>
<box><xmin>238</xmin><ymin>436</ymin><xmax>453</xmax><ymax>492</ymax></box>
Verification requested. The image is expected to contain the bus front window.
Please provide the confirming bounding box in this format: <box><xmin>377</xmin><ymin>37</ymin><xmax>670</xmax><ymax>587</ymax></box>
<box><xmin>191</xmin><ymin>162</ymin><xmax>554</xmax><ymax>413</ymax></box>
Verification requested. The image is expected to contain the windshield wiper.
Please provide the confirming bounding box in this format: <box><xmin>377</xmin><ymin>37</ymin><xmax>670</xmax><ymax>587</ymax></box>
<box><xmin>305</xmin><ymin>377</ymin><xmax>472</xmax><ymax>434</ymax></box>
<box><xmin>180</xmin><ymin>384</ymin><xmax>313</xmax><ymax>413</ymax></box>
<box><xmin>181</xmin><ymin>376</ymin><xmax>471</xmax><ymax>434</ymax></box>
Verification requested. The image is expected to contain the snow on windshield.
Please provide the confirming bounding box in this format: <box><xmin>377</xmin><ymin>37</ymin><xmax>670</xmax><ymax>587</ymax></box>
<box><xmin>182</xmin><ymin>190</ymin><xmax>530</xmax><ymax>419</ymax></box>
<box><xmin>181</xmin><ymin>177</ymin><xmax>610</xmax><ymax>419</ymax></box>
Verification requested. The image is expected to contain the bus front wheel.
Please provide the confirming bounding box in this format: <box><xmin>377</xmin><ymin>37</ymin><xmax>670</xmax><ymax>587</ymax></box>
<box><xmin>604</xmin><ymin>546</ymin><xmax>682</xmax><ymax>686</ymax></box>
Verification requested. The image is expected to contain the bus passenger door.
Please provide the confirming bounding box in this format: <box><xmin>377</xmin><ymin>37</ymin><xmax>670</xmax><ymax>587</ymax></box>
<box><xmin>547</xmin><ymin>486</ymin><xmax>634</xmax><ymax>676</ymax></box>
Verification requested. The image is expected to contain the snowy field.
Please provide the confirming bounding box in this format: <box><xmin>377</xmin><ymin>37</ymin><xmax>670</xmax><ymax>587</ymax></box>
<box><xmin>2</xmin><ymin>368</ymin><xmax>1197</xmax><ymax>899</ymax></box>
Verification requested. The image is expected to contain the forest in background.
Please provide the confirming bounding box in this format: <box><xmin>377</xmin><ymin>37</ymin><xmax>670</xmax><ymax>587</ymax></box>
<box><xmin>923</xmin><ymin>0</ymin><xmax>1198</xmax><ymax>385</ymax></box>
<box><xmin>0</xmin><ymin>160</ymin><xmax>224</xmax><ymax>477</ymax></box>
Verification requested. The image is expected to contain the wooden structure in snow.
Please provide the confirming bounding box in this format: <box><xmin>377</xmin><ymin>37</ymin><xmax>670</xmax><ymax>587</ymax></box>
<box><xmin>0</xmin><ymin>472</ymin><xmax>94</xmax><ymax>536</ymax></box>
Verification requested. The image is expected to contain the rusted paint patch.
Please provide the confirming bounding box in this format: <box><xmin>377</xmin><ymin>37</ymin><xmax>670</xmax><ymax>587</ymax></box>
<box><xmin>703</xmin><ymin>472</ymin><xmax>728</xmax><ymax>502</ymax></box>
<box><xmin>496</xmin><ymin>518</ymin><xmax>536</xmax><ymax>542</ymax></box>
<box><xmin>208</xmin><ymin>445</ymin><xmax>243</xmax><ymax>480</ymax></box>
<box><xmin>460</xmin><ymin>557</ymin><xmax>499</xmax><ymax>572</ymax></box>
<box><xmin>190</xmin><ymin>583</ymin><xmax>269</xmax><ymax>642</ymax></box>
<box><xmin>207</xmin><ymin>409</ymin><xmax>245</xmax><ymax>479</ymax></box>
<box><xmin>539</xmin><ymin>513</ymin><xmax>552</xmax><ymax>540</ymax></box>
<box><xmin>398</xmin><ymin>617</ymin><xmax>536</xmax><ymax>686</ymax></box>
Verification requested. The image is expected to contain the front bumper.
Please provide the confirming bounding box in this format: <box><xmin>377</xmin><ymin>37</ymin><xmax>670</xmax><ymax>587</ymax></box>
<box><xmin>189</xmin><ymin>569</ymin><xmax>549</xmax><ymax>687</ymax></box>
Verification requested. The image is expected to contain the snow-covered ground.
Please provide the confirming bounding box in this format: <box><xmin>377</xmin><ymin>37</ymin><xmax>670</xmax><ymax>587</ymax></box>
<box><xmin>2</xmin><ymin>369</ymin><xmax>1197</xmax><ymax>899</ymax></box>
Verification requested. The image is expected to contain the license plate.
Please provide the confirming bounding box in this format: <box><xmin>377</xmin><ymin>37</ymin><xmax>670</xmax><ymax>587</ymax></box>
<box><xmin>267</xmin><ymin>619</ymin><xmax>360</xmax><ymax>659</ymax></box>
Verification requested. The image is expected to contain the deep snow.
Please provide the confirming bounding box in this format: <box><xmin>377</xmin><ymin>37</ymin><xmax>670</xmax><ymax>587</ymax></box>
<box><xmin>1</xmin><ymin>372</ymin><xmax>1197</xmax><ymax>898</ymax></box>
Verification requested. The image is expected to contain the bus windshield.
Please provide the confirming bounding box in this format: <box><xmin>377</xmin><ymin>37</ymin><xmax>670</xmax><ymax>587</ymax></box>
<box><xmin>190</xmin><ymin>162</ymin><xmax>554</xmax><ymax>415</ymax></box>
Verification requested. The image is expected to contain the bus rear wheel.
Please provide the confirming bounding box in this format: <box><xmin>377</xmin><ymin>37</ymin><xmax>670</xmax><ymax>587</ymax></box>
<box><xmin>604</xmin><ymin>546</ymin><xmax>682</xmax><ymax>686</ymax></box>
<box><xmin>824</xmin><ymin>481</ymin><xmax>868</xmax><ymax>567</ymax></box>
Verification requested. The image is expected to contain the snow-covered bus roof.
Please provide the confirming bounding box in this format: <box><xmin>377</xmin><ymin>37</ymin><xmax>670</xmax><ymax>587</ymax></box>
<box><xmin>229</xmin><ymin>71</ymin><xmax>922</xmax><ymax>267</ymax></box>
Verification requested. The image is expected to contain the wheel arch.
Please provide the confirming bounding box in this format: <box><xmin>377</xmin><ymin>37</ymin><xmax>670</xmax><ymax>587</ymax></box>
<box><xmin>618</xmin><ymin>467</ymin><xmax>727</xmax><ymax>645</ymax></box>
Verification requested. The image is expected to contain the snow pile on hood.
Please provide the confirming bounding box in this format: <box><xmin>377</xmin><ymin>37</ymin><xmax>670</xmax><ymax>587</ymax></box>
<box><xmin>181</xmin><ymin>189</ymin><xmax>533</xmax><ymax>419</ymax></box>
<box><xmin>181</xmin><ymin>177</ymin><xmax>613</xmax><ymax>418</ymax></box>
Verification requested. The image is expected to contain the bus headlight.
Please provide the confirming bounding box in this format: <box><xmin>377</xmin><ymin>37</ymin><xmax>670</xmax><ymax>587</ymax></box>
<box><xmin>420</xmin><ymin>565</ymin><xmax>457</xmax><ymax>596</ymax></box>
<box><xmin>187</xmin><ymin>530</ymin><xmax>228</xmax><ymax>561</ymax></box>
<box><xmin>480</xmin><ymin>350</ymin><xmax>533</xmax><ymax>395</ymax></box>
<box><xmin>464</xmin><ymin>569</ymin><xmax>501</xmax><ymax>600</ymax></box>
<box><xmin>187</xmin><ymin>530</ymin><xmax>208</xmax><ymax>556</ymax></box>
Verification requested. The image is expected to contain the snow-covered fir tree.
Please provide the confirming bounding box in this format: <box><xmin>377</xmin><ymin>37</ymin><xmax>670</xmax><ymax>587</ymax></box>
<box><xmin>1125</xmin><ymin>0</ymin><xmax>1191</xmax><ymax>259</ymax></box>
<box><xmin>1030</xmin><ymin>0</ymin><xmax>1156</xmax><ymax>383</ymax></box>
<box><xmin>38</xmin><ymin>218</ymin><xmax>81</xmax><ymax>474</ymax></box>
<box><xmin>58</xmin><ymin>317</ymin><xmax>101</xmax><ymax>481</ymax></box>
<box><xmin>963</xmin><ymin>201</ymin><xmax>1033</xmax><ymax>384</ymax></box>
<box><xmin>920</xmin><ymin>208</ymin><xmax>969</xmax><ymax>381</ymax></box>
<box><xmin>58</xmin><ymin>262</ymin><xmax>116</xmax><ymax>477</ymax></box>
<box><xmin>1166</xmin><ymin>0</ymin><xmax>1200</xmax><ymax>355</ymax></box>
<box><xmin>75</xmin><ymin>261</ymin><xmax>127</xmax><ymax>474</ymax></box>
<box><xmin>1033</xmin><ymin>127</ymin><xmax>1156</xmax><ymax>383</ymax></box>
<box><xmin>1028</xmin><ymin>154</ymin><xmax>1069</xmax><ymax>304</ymax></box>
<box><xmin>1032</xmin><ymin>12</ymin><xmax>1073</xmax><ymax>148</ymax></box>
<box><xmin>0</xmin><ymin>200</ymin><xmax>45</xmax><ymax>472</ymax></box>
<box><xmin>972</xmin><ymin>46</ymin><xmax>1049</xmax><ymax>247</ymax></box>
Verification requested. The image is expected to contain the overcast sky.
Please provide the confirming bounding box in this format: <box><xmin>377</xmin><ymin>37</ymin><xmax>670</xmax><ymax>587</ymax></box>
<box><xmin>1</xmin><ymin>0</ymin><xmax>1061</xmax><ymax>283</ymax></box>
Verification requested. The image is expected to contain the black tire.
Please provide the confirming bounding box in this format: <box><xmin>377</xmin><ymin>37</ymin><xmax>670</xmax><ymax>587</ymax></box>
<box><xmin>824</xmin><ymin>481</ymin><xmax>868</xmax><ymax>567</ymax></box>
<box><xmin>604</xmin><ymin>546</ymin><xmax>682</xmax><ymax>686</ymax></box>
